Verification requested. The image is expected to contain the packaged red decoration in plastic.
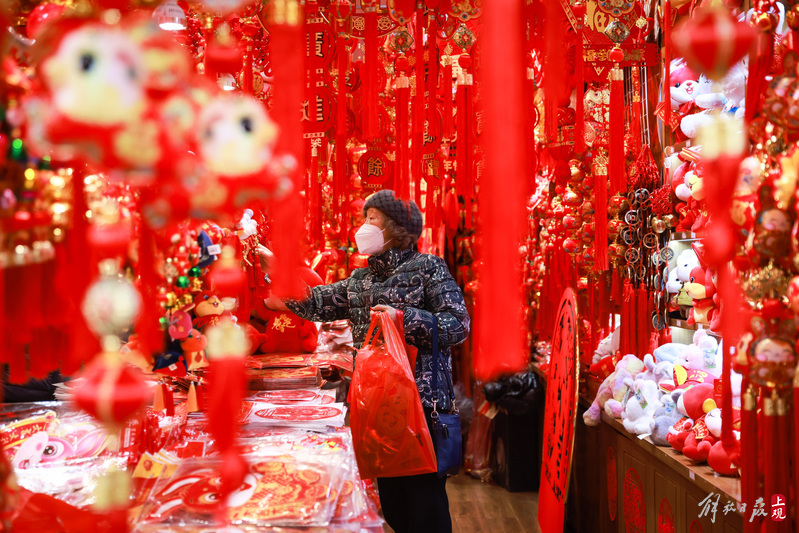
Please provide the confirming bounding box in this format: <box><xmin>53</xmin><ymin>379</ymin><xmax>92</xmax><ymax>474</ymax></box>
<box><xmin>348</xmin><ymin>312</ymin><xmax>437</xmax><ymax>479</ymax></box>
<box><xmin>138</xmin><ymin>453</ymin><xmax>347</xmax><ymax>528</ymax></box>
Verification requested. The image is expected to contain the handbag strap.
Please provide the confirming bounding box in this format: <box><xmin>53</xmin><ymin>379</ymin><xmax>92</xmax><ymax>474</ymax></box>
<box><xmin>431</xmin><ymin>314</ymin><xmax>456</xmax><ymax>415</ymax></box>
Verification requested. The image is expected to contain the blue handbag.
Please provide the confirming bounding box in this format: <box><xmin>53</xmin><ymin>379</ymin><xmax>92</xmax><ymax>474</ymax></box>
<box><xmin>430</xmin><ymin>315</ymin><xmax>462</xmax><ymax>477</ymax></box>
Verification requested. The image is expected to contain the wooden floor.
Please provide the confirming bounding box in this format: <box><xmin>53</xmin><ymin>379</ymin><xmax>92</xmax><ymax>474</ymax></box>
<box><xmin>383</xmin><ymin>473</ymin><xmax>541</xmax><ymax>533</ymax></box>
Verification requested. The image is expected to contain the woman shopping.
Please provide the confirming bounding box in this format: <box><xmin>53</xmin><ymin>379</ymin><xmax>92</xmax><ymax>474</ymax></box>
<box><xmin>260</xmin><ymin>189</ymin><xmax>470</xmax><ymax>533</ymax></box>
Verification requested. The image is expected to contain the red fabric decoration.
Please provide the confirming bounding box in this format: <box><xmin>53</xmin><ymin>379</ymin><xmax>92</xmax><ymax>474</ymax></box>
<box><xmin>456</xmin><ymin>55</ymin><xmax>473</xmax><ymax>230</ymax></box>
<box><xmin>334</xmin><ymin>33</ymin><xmax>348</xmax><ymax>215</ymax></box>
<box><xmin>609</xmin><ymin>67</ymin><xmax>625</xmax><ymax>195</ymax></box>
<box><xmin>663</xmin><ymin>0</ymin><xmax>672</xmax><ymax>130</ymax></box>
<box><xmin>740</xmin><ymin>381</ymin><xmax>760</xmax><ymax>533</ymax></box>
<box><xmin>594</xmin><ymin>167</ymin><xmax>608</xmax><ymax>271</ymax></box>
<box><xmin>309</xmin><ymin>145</ymin><xmax>322</xmax><ymax>245</ymax></box>
<box><xmin>474</xmin><ymin>0</ymin><xmax>527</xmax><ymax>381</ymax></box>
<box><xmin>636</xmin><ymin>286</ymin><xmax>648</xmax><ymax>357</ymax></box>
<box><xmin>630</xmin><ymin>68</ymin><xmax>642</xmax><ymax>154</ymax></box>
<box><xmin>206</xmin><ymin>356</ymin><xmax>247</xmax><ymax>524</ymax></box>
<box><xmin>746</xmin><ymin>31</ymin><xmax>774</xmax><ymax>124</ymax></box>
<box><xmin>413</xmin><ymin>9</ymin><xmax>425</xmax><ymax>206</ymax></box>
<box><xmin>395</xmin><ymin>58</ymin><xmax>411</xmax><ymax>201</ymax></box>
<box><xmin>574</xmin><ymin>17</ymin><xmax>585</xmax><ymax>155</ymax></box>
<box><xmin>269</xmin><ymin>1</ymin><xmax>306</xmax><ymax>299</ymax></box>
<box><xmin>426</xmin><ymin>15</ymin><xmax>439</xmax><ymax>127</ymax></box>
<box><xmin>441</xmin><ymin>59</ymin><xmax>454</xmax><ymax>140</ymax></box>
<box><xmin>363</xmin><ymin>7</ymin><xmax>379</xmax><ymax>140</ymax></box>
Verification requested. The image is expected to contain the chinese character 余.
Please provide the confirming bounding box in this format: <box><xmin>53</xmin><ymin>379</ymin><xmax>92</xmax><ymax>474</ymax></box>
<box><xmin>698</xmin><ymin>492</ymin><xmax>720</xmax><ymax>524</ymax></box>
<box><xmin>750</xmin><ymin>497</ymin><xmax>768</xmax><ymax>523</ymax></box>
<box><xmin>367</xmin><ymin>158</ymin><xmax>383</xmax><ymax>177</ymax></box>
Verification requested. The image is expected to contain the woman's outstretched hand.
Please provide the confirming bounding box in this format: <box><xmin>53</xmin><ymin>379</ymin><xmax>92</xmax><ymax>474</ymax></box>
<box><xmin>371</xmin><ymin>304</ymin><xmax>398</xmax><ymax>322</ymax></box>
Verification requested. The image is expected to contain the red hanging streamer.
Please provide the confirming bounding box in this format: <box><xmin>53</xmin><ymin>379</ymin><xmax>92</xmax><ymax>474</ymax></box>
<box><xmin>268</xmin><ymin>0</ymin><xmax>306</xmax><ymax>299</ymax></box>
<box><xmin>363</xmin><ymin>7</ymin><xmax>379</xmax><ymax>140</ymax></box>
<box><xmin>426</xmin><ymin>14</ymin><xmax>438</xmax><ymax>126</ymax></box>
<box><xmin>441</xmin><ymin>58</ymin><xmax>453</xmax><ymax>139</ymax></box>
<box><xmin>574</xmin><ymin>26</ymin><xmax>585</xmax><ymax>155</ymax></box>
<box><xmin>663</xmin><ymin>0</ymin><xmax>672</xmax><ymax>131</ymax></box>
<box><xmin>621</xmin><ymin>281</ymin><xmax>634</xmax><ymax>356</ymax></box>
<box><xmin>636</xmin><ymin>285</ymin><xmax>648</xmax><ymax>357</ymax></box>
<box><xmin>395</xmin><ymin>69</ymin><xmax>411</xmax><ymax>201</ymax></box>
<box><xmin>309</xmin><ymin>145</ymin><xmax>322</xmax><ymax>245</ymax></box>
<box><xmin>609</xmin><ymin>67</ymin><xmax>625</xmax><ymax>194</ymax></box>
<box><xmin>474</xmin><ymin>0</ymin><xmax>527</xmax><ymax>381</ymax></box>
<box><xmin>413</xmin><ymin>9</ymin><xmax>425</xmax><ymax>206</ymax></box>
<box><xmin>594</xmin><ymin>167</ymin><xmax>608</xmax><ymax>271</ymax></box>
<box><xmin>745</xmin><ymin>30</ymin><xmax>774</xmax><ymax>125</ymax></box>
<box><xmin>334</xmin><ymin>34</ymin><xmax>349</xmax><ymax>217</ymax></box>
<box><xmin>630</xmin><ymin>67</ymin><xmax>642</xmax><ymax>154</ymax></box>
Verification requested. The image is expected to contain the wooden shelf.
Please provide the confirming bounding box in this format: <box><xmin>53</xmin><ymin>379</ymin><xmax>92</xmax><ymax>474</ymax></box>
<box><xmin>599</xmin><ymin>410</ymin><xmax>742</xmax><ymax>510</ymax></box>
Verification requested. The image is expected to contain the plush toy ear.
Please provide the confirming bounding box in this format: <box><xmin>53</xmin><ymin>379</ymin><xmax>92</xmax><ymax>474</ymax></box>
<box><xmin>703</xmin><ymin>398</ymin><xmax>717</xmax><ymax>413</ymax></box>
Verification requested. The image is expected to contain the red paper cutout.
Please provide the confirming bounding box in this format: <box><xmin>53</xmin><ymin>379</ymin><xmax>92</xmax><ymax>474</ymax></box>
<box><xmin>658</xmin><ymin>499</ymin><xmax>675</xmax><ymax>533</ymax></box>
<box><xmin>623</xmin><ymin>468</ymin><xmax>646</xmax><ymax>533</ymax></box>
<box><xmin>607</xmin><ymin>446</ymin><xmax>617</xmax><ymax>521</ymax></box>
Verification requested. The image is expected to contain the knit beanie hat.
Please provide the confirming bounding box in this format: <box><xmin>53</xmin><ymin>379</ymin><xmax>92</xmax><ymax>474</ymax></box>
<box><xmin>363</xmin><ymin>190</ymin><xmax>423</xmax><ymax>237</ymax></box>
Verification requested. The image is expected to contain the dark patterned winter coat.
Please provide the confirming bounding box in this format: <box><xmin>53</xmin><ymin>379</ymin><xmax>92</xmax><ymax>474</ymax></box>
<box><xmin>285</xmin><ymin>247</ymin><xmax>470</xmax><ymax>409</ymax></box>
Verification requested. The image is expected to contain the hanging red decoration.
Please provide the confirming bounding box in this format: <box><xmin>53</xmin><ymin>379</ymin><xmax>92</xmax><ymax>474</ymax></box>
<box><xmin>673</xmin><ymin>7</ymin><xmax>755</xmax><ymax>81</ymax></box>
<box><xmin>474</xmin><ymin>0</ymin><xmax>527</xmax><ymax>381</ymax></box>
<box><xmin>395</xmin><ymin>56</ymin><xmax>412</xmax><ymax>201</ymax></box>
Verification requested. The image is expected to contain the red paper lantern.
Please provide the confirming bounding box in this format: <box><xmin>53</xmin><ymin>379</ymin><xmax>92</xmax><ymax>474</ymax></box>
<box><xmin>673</xmin><ymin>7</ymin><xmax>755</xmax><ymax>81</ymax></box>
<box><xmin>74</xmin><ymin>357</ymin><xmax>149</xmax><ymax>426</ymax></box>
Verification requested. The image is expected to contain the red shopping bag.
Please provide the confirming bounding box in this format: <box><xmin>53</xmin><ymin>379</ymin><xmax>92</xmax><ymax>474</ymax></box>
<box><xmin>349</xmin><ymin>312</ymin><xmax>437</xmax><ymax>479</ymax></box>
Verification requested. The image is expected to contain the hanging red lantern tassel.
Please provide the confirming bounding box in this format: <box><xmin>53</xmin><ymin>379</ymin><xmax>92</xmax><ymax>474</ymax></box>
<box><xmin>608</xmin><ymin>57</ymin><xmax>625</xmax><ymax>194</ymax></box>
<box><xmin>740</xmin><ymin>382</ymin><xmax>760</xmax><ymax>533</ymax></box>
<box><xmin>205</xmin><ymin>323</ymin><xmax>248</xmax><ymax>527</ymax></box>
<box><xmin>745</xmin><ymin>22</ymin><xmax>773</xmax><ymax>125</ymax></box>
<box><xmin>363</xmin><ymin>5</ymin><xmax>379</xmax><ymax>140</ymax></box>
<box><xmin>413</xmin><ymin>8</ymin><xmax>425</xmax><ymax>206</ymax></box>
<box><xmin>395</xmin><ymin>57</ymin><xmax>411</xmax><ymax>201</ymax></box>
<box><xmin>474</xmin><ymin>0</ymin><xmax>527</xmax><ymax>381</ymax></box>
<box><xmin>761</xmin><ymin>391</ymin><xmax>780</xmax><ymax>532</ymax></box>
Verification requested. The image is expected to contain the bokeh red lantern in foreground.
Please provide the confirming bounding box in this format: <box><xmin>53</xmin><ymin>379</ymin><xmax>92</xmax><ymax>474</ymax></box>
<box><xmin>673</xmin><ymin>7</ymin><xmax>755</xmax><ymax>80</ymax></box>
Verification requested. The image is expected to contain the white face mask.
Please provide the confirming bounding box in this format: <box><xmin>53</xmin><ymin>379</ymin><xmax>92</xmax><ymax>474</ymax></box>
<box><xmin>354</xmin><ymin>224</ymin><xmax>388</xmax><ymax>255</ymax></box>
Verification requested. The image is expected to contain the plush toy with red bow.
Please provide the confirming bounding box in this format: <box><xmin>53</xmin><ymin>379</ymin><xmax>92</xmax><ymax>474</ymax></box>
<box><xmin>681</xmin><ymin>388</ymin><xmax>720</xmax><ymax>463</ymax></box>
<box><xmin>667</xmin><ymin>382</ymin><xmax>716</xmax><ymax>452</ymax></box>
<box><xmin>655</xmin><ymin>59</ymin><xmax>712</xmax><ymax>143</ymax></box>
